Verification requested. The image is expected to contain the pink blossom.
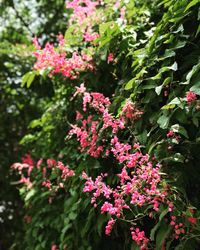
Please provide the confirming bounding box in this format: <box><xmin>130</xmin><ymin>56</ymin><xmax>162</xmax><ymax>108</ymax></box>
<box><xmin>120</xmin><ymin>6</ymin><xmax>126</xmax><ymax>20</ymax></box>
<box><xmin>33</xmin><ymin>43</ymin><xmax>93</xmax><ymax>79</ymax></box>
<box><xmin>57</xmin><ymin>33</ymin><xmax>65</xmax><ymax>46</ymax></box>
<box><xmin>130</xmin><ymin>227</ymin><xmax>149</xmax><ymax>249</ymax></box>
<box><xmin>19</xmin><ymin>176</ymin><xmax>32</xmax><ymax>189</ymax></box>
<box><xmin>83</xmin><ymin>92</ymin><xmax>92</xmax><ymax>111</ymax></box>
<box><xmin>122</xmin><ymin>100</ymin><xmax>143</xmax><ymax>120</ymax></box>
<box><xmin>83</xmin><ymin>31</ymin><xmax>99</xmax><ymax>42</ymax></box>
<box><xmin>51</xmin><ymin>244</ymin><xmax>57</xmax><ymax>250</ymax></box>
<box><xmin>105</xmin><ymin>218</ymin><xmax>116</xmax><ymax>235</ymax></box>
<box><xmin>74</xmin><ymin>83</ymin><xmax>86</xmax><ymax>97</ymax></box>
<box><xmin>186</xmin><ymin>91</ymin><xmax>197</xmax><ymax>104</ymax></box>
<box><xmin>56</xmin><ymin>161</ymin><xmax>75</xmax><ymax>179</ymax></box>
<box><xmin>76</xmin><ymin>111</ymin><xmax>83</xmax><ymax>120</ymax></box>
<box><xmin>42</xmin><ymin>180</ymin><xmax>52</xmax><ymax>189</ymax></box>
<box><xmin>36</xmin><ymin>159</ymin><xmax>43</xmax><ymax>168</ymax></box>
<box><xmin>22</xmin><ymin>154</ymin><xmax>34</xmax><ymax>166</ymax></box>
<box><xmin>47</xmin><ymin>159</ymin><xmax>57</xmax><ymax>167</ymax></box>
<box><xmin>167</xmin><ymin>130</ymin><xmax>174</xmax><ymax>138</ymax></box>
<box><xmin>188</xmin><ymin>217</ymin><xmax>197</xmax><ymax>224</ymax></box>
<box><xmin>66</xmin><ymin>0</ymin><xmax>100</xmax><ymax>26</ymax></box>
<box><xmin>107</xmin><ymin>53</ymin><xmax>114</xmax><ymax>63</ymax></box>
<box><xmin>32</xmin><ymin>37</ymin><xmax>41</xmax><ymax>50</ymax></box>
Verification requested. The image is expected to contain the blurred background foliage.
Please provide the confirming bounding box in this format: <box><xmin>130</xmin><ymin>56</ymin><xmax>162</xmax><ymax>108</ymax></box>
<box><xmin>0</xmin><ymin>0</ymin><xmax>67</xmax><ymax>249</ymax></box>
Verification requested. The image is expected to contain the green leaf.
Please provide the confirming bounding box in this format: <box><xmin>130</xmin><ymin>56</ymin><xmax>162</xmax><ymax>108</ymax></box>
<box><xmin>196</xmin><ymin>24</ymin><xmax>200</xmax><ymax>36</ymax></box>
<box><xmin>159</xmin><ymin>49</ymin><xmax>175</xmax><ymax>60</ymax></box>
<box><xmin>185</xmin><ymin>0</ymin><xmax>200</xmax><ymax>11</ymax></box>
<box><xmin>157</xmin><ymin>115</ymin><xmax>170</xmax><ymax>129</ymax></box>
<box><xmin>19</xmin><ymin>134</ymin><xmax>36</xmax><ymax>145</ymax></box>
<box><xmin>131</xmin><ymin>242</ymin><xmax>140</xmax><ymax>250</ymax></box>
<box><xmin>192</xmin><ymin>117</ymin><xmax>199</xmax><ymax>127</ymax></box>
<box><xmin>150</xmin><ymin>222</ymin><xmax>160</xmax><ymax>241</ymax></box>
<box><xmin>156</xmin><ymin>222</ymin><xmax>171</xmax><ymax>250</ymax></box>
<box><xmin>186</xmin><ymin>63</ymin><xmax>200</xmax><ymax>83</ymax></box>
<box><xmin>190</xmin><ymin>82</ymin><xmax>200</xmax><ymax>95</ymax></box>
<box><xmin>21</xmin><ymin>71</ymin><xmax>37</xmax><ymax>88</ymax></box>
<box><xmin>137</xmin><ymin>130</ymin><xmax>148</xmax><ymax>145</ymax></box>
<box><xmin>150</xmin><ymin>208</ymin><xmax>168</xmax><ymax>241</ymax></box>
<box><xmin>163</xmin><ymin>77</ymin><xmax>171</xmax><ymax>86</ymax></box>
<box><xmin>173</xmin><ymin>153</ymin><xmax>185</xmax><ymax>163</ymax></box>
<box><xmin>156</xmin><ymin>77</ymin><xmax>172</xmax><ymax>95</ymax></box>
<box><xmin>61</xmin><ymin>223</ymin><xmax>72</xmax><ymax>236</ymax></box>
<box><xmin>97</xmin><ymin>216</ymin><xmax>108</xmax><ymax>236</ymax></box>
<box><xmin>168</xmin><ymin>61</ymin><xmax>178</xmax><ymax>71</ymax></box>
<box><xmin>125</xmin><ymin>78</ymin><xmax>134</xmax><ymax>90</ymax></box>
<box><xmin>155</xmin><ymin>85</ymin><xmax>163</xmax><ymax>95</ymax></box>
<box><xmin>161</xmin><ymin>97</ymin><xmax>181</xmax><ymax>110</ymax></box>
<box><xmin>99</xmin><ymin>21</ymin><xmax>114</xmax><ymax>35</ymax></box>
<box><xmin>68</xmin><ymin>212</ymin><xmax>77</xmax><ymax>220</ymax></box>
<box><xmin>27</xmin><ymin>72</ymin><xmax>36</xmax><ymax>88</ymax></box>
<box><xmin>21</xmin><ymin>72</ymin><xmax>30</xmax><ymax>87</ymax></box>
<box><xmin>25</xmin><ymin>189</ymin><xmax>36</xmax><ymax>202</ymax></box>
<box><xmin>159</xmin><ymin>208</ymin><xmax>169</xmax><ymax>221</ymax></box>
<box><xmin>28</xmin><ymin>119</ymin><xmax>42</xmax><ymax>128</ymax></box>
<box><xmin>171</xmin><ymin>124</ymin><xmax>189</xmax><ymax>138</ymax></box>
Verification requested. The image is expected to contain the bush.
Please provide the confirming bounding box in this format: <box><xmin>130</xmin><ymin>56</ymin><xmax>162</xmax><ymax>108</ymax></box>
<box><xmin>11</xmin><ymin>0</ymin><xmax>200</xmax><ymax>249</ymax></box>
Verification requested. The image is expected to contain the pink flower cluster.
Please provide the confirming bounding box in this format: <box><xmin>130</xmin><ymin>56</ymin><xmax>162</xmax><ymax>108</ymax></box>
<box><xmin>186</xmin><ymin>91</ymin><xmax>197</xmax><ymax>104</ymax></box>
<box><xmin>107</xmin><ymin>53</ymin><xmax>114</xmax><ymax>63</ymax></box>
<box><xmin>122</xmin><ymin>100</ymin><xmax>143</xmax><ymax>120</ymax></box>
<box><xmin>69</xmin><ymin>85</ymin><xmax>125</xmax><ymax>157</ymax></box>
<box><xmin>33</xmin><ymin>38</ymin><xmax>93</xmax><ymax>79</ymax></box>
<box><xmin>39</xmin><ymin>159</ymin><xmax>75</xmax><ymax>191</ymax></box>
<box><xmin>170</xmin><ymin>216</ymin><xmax>185</xmax><ymax>239</ymax></box>
<box><xmin>11</xmin><ymin>154</ymin><xmax>35</xmax><ymax>188</ymax></box>
<box><xmin>33</xmin><ymin>1</ymin><xmax>128</xmax><ymax>80</ymax></box>
<box><xmin>105</xmin><ymin>218</ymin><xmax>116</xmax><ymax>235</ymax></box>
<box><xmin>167</xmin><ymin>130</ymin><xmax>174</xmax><ymax>138</ymax></box>
<box><xmin>12</xmin><ymin>155</ymin><xmax>74</xmax><ymax>192</ymax></box>
<box><xmin>69</xmin><ymin>86</ymin><xmax>173</xmax><ymax>247</ymax></box>
<box><xmin>66</xmin><ymin>0</ymin><xmax>101</xmax><ymax>42</ymax></box>
<box><xmin>66</xmin><ymin>0</ymin><xmax>100</xmax><ymax>25</ymax></box>
<box><xmin>82</xmin><ymin>136</ymin><xmax>168</xmax><ymax>212</ymax></box>
<box><xmin>130</xmin><ymin>227</ymin><xmax>149</xmax><ymax>250</ymax></box>
<box><xmin>51</xmin><ymin>244</ymin><xmax>58</xmax><ymax>250</ymax></box>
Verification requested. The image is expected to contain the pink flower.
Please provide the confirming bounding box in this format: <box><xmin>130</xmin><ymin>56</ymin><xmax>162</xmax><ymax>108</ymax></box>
<box><xmin>42</xmin><ymin>180</ymin><xmax>51</xmax><ymax>189</ymax></box>
<box><xmin>76</xmin><ymin>111</ymin><xmax>83</xmax><ymax>120</ymax></box>
<box><xmin>22</xmin><ymin>154</ymin><xmax>34</xmax><ymax>166</ymax></box>
<box><xmin>83</xmin><ymin>31</ymin><xmax>99</xmax><ymax>42</ymax></box>
<box><xmin>33</xmin><ymin>42</ymin><xmax>93</xmax><ymax>79</ymax></box>
<box><xmin>47</xmin><ymin>159</ymin><xmax>57</xmax><ymax>167</ymax></box>
<box><xmin>107</xmin><ymin>53</ymin><xmax>114</xmax><ymax>63</ymax></box>
<box><xmin>167</xmin><ymin>130</ymin><xmax>174</xmax><ymax>138</ymax></box>
<box><xmin>19</xmin><ymin>176</ymin><xmax>32</xmax><ymax>189</ymax></box>
<box><xmin>120</xmin><ymin>6</ymin><xmax>126</xmax><ymax>20</ymax></box>
<box><xmin>66</xmin><ymin>0</ymin><xmax>99</xmax><ymax>25</ymax></box>
<box><xmin>57</xmin><ymin>33</ymin><xmax>65</xmax><ymax>46</ymax></box>
<box><xmin>51</xmin><ymin>244</ymin><xmax>57</xmax><ymax>250</ymax></box>
<box><xmin>74</xmin><ymin>83</ymin><xmax>86</xmax><ymax>97</ymax></box>
<box><xmin>186</xmin><ymin>91</ymin><xmax>197</xmax><ymax>104</ymax></box>
<box><xmin>36</xmin><ymin>159</ymin><xmax>43</xmax><ymax>168</ymax></box>
<box><xmin>105</xmin><ymin>218</ymin><xmax>116</xmax><ymax>235</ymax></box>
<box><xmin>130</xmin><ymin>227</ymin><xmax>149</xmax><ymax>249</ymax></box>
<box><xmin>188</xmin><ymin>217</ymin><xmax>197</xmax><ymax>224</ymax></box>
<box><xmin>32</xmin><ymin>37</ymin><xmax>41</xmax><ymax>50</ymax></box>
<box><xmin>122</xmin><ymin>100</ymin><xmax>143</xmax><ymax>120</ymax></box>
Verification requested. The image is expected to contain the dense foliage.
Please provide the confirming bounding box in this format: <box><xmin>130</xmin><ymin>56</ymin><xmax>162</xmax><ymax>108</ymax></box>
<box><xmin>2</xmin><ymin>0</ymin><xmax>200</xmax><ymax>249</ymax></box>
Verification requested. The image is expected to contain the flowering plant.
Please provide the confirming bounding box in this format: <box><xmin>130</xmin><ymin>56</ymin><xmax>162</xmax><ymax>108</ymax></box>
<box><xmin>12</xmin><ymin>0</ymin><xmax>200</xmax><ymax>249</ymax></box>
